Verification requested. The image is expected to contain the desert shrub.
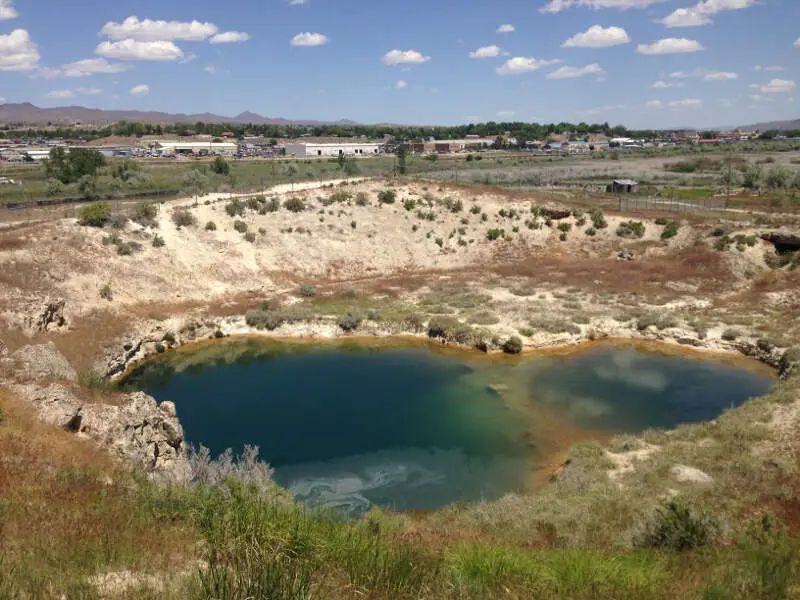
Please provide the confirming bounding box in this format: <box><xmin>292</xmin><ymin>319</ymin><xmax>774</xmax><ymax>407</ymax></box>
<box><xmin>637</xmin><ymin>501</ymin><xmax>717</xmax><ymax>551</ymax></box>
<box><xmin>378</xmin><ymin>189</ymin><xmax>397</xmax><ymax>204</ymax></box>
<box><xmin>585</xmin><ymin>227</ymin><xmax>596</xmax><ymax>236</ymax></box>
<box><xmin>444</xmin><ymin>197</ymin><xmax>463</xmax><ymax>213</ymax></box>
<box><xmin>284</xmin><ymin>197</ymin><xmax>306</xmax><ymax>212</ymax></box>
<box><xmin>487</xmin><ymin>228</ymin><xmax>505</xmax><ymax>241</ymax></box>
<box><xmin>636</xmin><ymin>312</ymin><xmax>678</xmax><ymax>331</ymax></box>
<box><xmin>616</xmin><ymin>220</ymin><xmax>645</xmax><ymax>239</ymax></box>
<box><xmin>244</xmin><ymin>232</ymin><xmax>256</xmax><ymax>243</ymax></box>
<box><xmin>416</xmin><ymin>210</ymin><xmax>436</xmax><ymax>221</ymax></box>
<box><xmin>154</xmin><ymin>342</ymin><xmax>166</xmax><ymax>354</ymax></box>
<box><xmin>298</xmin><ymin>284</ymin><xmax>317</xmax><ymax>297</ymax></box>
<box><xmin>557</xmin><ymin>222</ymin><xmax>572</xmax><ymax>233</ymax></box>
<box><xmin>337</xmin><ymin>313</ymin><xmax>362</xmax><ymax>332</ymax></box>
<box><xmin>214</xmin><ymin>330</ymin><xmax>224</xmax><ymax>338</ymax></box>
<box><xmin>502</xmin><ymin>336</ymin><xmax>523</xmax><ymax>354</ymax></box>
<box><xmin>152</xmin><ymin>234</ymin><xmax>165</xmax><ymax>248</ymax></box>
<box><xmin>246</xmin><ymin>197</ymin><xmax>260</xmax><ymax>211</ymax></box>
<box><xmin>529</xmin><ymin>315</ymin><xmax>580</xmax><ymax>335</ymax></box>
<box><xmin>77</xmin><ymin>201</ymin><xmax>111</xmax><ymax>227</ymax></box>
<box><xmin>108</xmin><ymin>213</ymin><xmax>129</xmax><ymax>230</ymax></box>
<box><xmin>575</xmin><ymin>216</ymin><xmax>586</xmax><ymax>227</ymax></box>
<box><xmin>711</xmin><ymin>226</ymin><xmax>727</xmax><ymax>237</ymax></box>
<box><xmin>434</xmin><ymin>237</ymin><xmax>444</xmax><ymax>248</ymax></box>
<box><xmin>355</xmin><ymin>192</ymin><xmax>369</xmax><ymax>206</ymax></box>
<box><xmin>245</xmin><ymin>309</ymin><xmax>284</xmax><ymax>331</ymax></box>
<box><xmin>403</xmin><ymin>198</ymin><xmax>416</xmax><ymax>211</ymax></box>
<box><xmin>660</xmin><ymin>220</ymin><xmax>680</xmax><ymax>240</ymax></box>
<box><xmin>211</xmin><ymin>156</ymin><xmax>230</xmax><ymax>175</ymax></box>
<box><xmin>172</xmin><ymin>209</ymin><xmax>196</xmax><ymax>228</ymax></box>
<box><xmin>589</xmin><ymin>208</ymin><xmax>608</xmax><ymax>230</ymax></box>
<box><xmin>559</xmin><ymin>232</ymin><xmax>567</xmax><ymax>241</ymax></box>
<box><xmin>481</xmin><ymin>213</ymin><xmax>488</xmax><ymax>222</ymax></box>
<box><xmin>470</xmin><ymin>204</ymin><xmax>481</xmax><ymax>215</ymax></box>
<box><xmin>131</xmin><ymin>202</ymin><xmax>159</xmax><ymax>227</ymax></box>
<box><xmin>518</xmin><ymin>327</ymin><xmax>534</xmax><ymax>337</ymax></box>
<box><xmin>233</xmin><ymin>220</ymin><xmax>248</xmax><ymax>233</ymax></box>
<box><xmin>655</xmin><ymin>217</ymin><xmax>668</xmax><ymax>225</ymax></box>
<box><xmin>225</xmin><ymin>198</ymin><xmax>246</xmax><ymax>217</ymax></box>
<box><xmin>722</xmin><ymin>327</ymin><xmax>741</xmax><ymax>341</ymax></box>
<box><xmin>99</xmin><ymin>284</ymin><xmax>113</xmax><ymax>301</ymax></box>
<box><xmin>162</xmin><ymin>332</ymin><xmax>176</xmax><ymax>344</ymax></box>
<box><xmin>205</xmin><ymin>221</ymin><xmax>217</xmax><ymax>231</ymax></box>
<box><xmin>468</xmin><ymin>311</ymin><xmax>500</xmax><ymax>325</ymax></box>
<box><xmin>260</xmin><ymin>198</ymin><xmax>281</xmax><ymax>213</ymax></box>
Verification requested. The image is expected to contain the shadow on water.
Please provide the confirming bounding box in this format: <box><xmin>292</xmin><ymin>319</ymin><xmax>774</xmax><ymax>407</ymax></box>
<box><xmin>123</xmin><ymin>338</ymin><xmax>774</xmax><ymax>516</ymax></box>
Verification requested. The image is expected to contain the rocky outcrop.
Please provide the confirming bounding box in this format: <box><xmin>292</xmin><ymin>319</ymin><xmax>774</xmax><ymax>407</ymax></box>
<box><xmin>538</xmin><ymin>203</ymin><xmax>572</xmax><ymax>220</ymax></box>
<box><xmin>779</xmin><ymin>347</ymin><xmax>800</xmax><ymax>380</ymax></box>
<box><xmin>11</xmin><ymin>342</ymin><xmax>78</xmax><ymax>382</ymax></box>
<box><xmin>24</xmin><ymin>297</ymin><xmax>67</xmax><ymax>333</ymax></box>
<box><xmin>8</xmin><ymin>343</ymin><xmax>190</xmax><ymax>482</ymax></box>
<box><xmin>760</xmin><ymin>231</ymin><xmax>800</xmax><ymax>252</ymax></box>
<box><xmin>734</xmin><ymin>339</ymin><xmax>786</xmax><ymax>369</ymax></box>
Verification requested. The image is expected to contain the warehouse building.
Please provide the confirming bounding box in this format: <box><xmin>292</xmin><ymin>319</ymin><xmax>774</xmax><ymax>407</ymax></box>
<box><xmin>151</xmin><ymin>141</ymin><xmax>238</xmax><ymax>157</ymax></box>
<box><xmin>285</xmin><ymin>142</ymin><xmax>384</xmax><ymax>158</ymax></box>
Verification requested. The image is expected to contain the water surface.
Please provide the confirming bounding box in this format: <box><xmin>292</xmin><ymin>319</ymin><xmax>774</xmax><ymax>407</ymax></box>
<box><xmin>125</xmin><ymin>340</ymin><xmax>773</xmax><ymax>514</ymax></box>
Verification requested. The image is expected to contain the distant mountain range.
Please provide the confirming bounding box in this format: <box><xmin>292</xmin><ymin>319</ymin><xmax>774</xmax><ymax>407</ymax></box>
<box><xmin>0</xmin><ymin>103</ymin><xmax>360</xmax><ymax>127</ymax></box>
<box><xmin>737</xmin><ymin>118</ymin><xmax>800</xmax><ymax>132</ymax></box>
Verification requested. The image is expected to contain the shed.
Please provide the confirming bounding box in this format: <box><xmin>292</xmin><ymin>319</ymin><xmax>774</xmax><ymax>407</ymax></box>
<box><xmin>608</xmin><ymin>179</ymin><xmax>639</xmax><ymax>194</ymax></box>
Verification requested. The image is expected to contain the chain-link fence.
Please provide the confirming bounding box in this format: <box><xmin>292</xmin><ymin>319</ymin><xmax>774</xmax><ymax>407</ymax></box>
<box><xmin>619</xmin><ymin>196</ymin><xmax>727</xmax><ymax>213</ymax></box>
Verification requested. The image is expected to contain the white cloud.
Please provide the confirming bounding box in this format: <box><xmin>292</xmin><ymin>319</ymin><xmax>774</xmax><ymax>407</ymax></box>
<box><xmin>31</xmin><ymin>66</ymin><xmax>61</xmax><ymax>79</ymax></box>
<box><xmin>496</xmin><ymin>24</ymin><xmax>515</xmax><ymax>33</ymax></box>
<box><xmin>670</xmin><ymin>71</ymin><xmax>690</xmax><ymax>78</ymax></box>
<box><xmin>660</xmin><ymin>0</ymin><xmax>757</xmax><ymax>28</ymax></box>
<box><xmin>496</xmin><ymin>56</ymin><xmax>560</xmax><ymax>75</ymax></box>
<box><xmin>204</xmin><ymin>64</ymin><xmax>216</xmax><ymax>74</ymax></box>
<box><xmin>470</xmin><ymin>45</ymin><xmax>501</xmax><ymax>58</ymax></box>
<box><xmin>563</xmin><ymin>25</ymin><xmax>630</xmax><ymax>48</ymax></box>
<box><xmin>96</xmin><ymin>39</ymin><xmax>184</xmax><ymax>61</ymax></box>
<box><xmin>704</xmin><ymin>71</ymin><xmax>737</xmax><ymax>81</ymax></box>
<box><xmin>578</xmin><ymin>104</ymin><xmax>625</xmax><ymax>116</ymax></box>
<box><xmin>290</xmin><ymin>32</ymin><xmax>328</xmax><ymax>47</ymax></box>
<box><xmin>47</xmin><ymin>89</ymin><xmax>75</xmax><ymax>99</ymax></box>
<box><xmin>497</xmin><ymin>110</ymin><xmax>516</xmax><ymax>118</ymax></box>
<box><xmin>382</xmin><ymin>49</ymin><xmax>430</xmax><ymax>65</ymax></box>
<box><xmin>0</xmin><ymin>97</ymin><xmax>5</xmax><ymax>103</ymax></box>
<box><xmin>541</xmin><ymin>0</ymin><xmax>667</xmax><ymax>13</ymax></box>
<box><xmin>659</xmin><ymin>8</ymin><xmax>711</xmax><ymax>27</ymax></box>
<box><xmin>100</xmin><ymin>17</ymin><xmax>217</xmax><ymax>42</ymax></box>
<box><xmin>0</xmin><ymin>0</ymin><xmax>17</xmax><ymax>20</ymax></box>
<box><xmin>750</xmin><ymin>79</ymin><xmax>796</xmax><ymax>94</ymax></box>
<box><xmin>547</xmin><ymin>63</ymin><xmax>604</xmax><ymax>79</ymax></box>
<box><xmin>289</xmin><ymin>0</ymin><xmax>307</xmax><ymax>4</ymax></box>
<box><xmin>62</xmin><ymin>58</ymin><xmax>128</xmax><ymax>77</ymax></box>
<box><xmin>637</xmin><ymin>38</ymin><xmax>704</xmax><ymax>54</ymax></box>
<box><xmin>652</xmin><ymin>80</ymin><xmax>685</xmax><ymax>88</ymax></box>
<box><xmin>210</xmin><ymin>31</ymin><xmax>251</xmax><ymax>44</ymax></box>
<box><xmin>0</xmin><ymin>29</ymin><xmax>39</xmax><ymax>71</ymax></box>
<box><xmin>395</xmin><ymin>80</ymin><xmax>407</xmax><ymax>89</ymax></box>
<box><xmin>754</xmin><ymin>65</ymin><xmax>783</xmax><ymax>72</ymax></box>
<box><xmin>667</xmin><ymin>98</ymin><xmax>702</xmax><ymax>108</ymax></box>
<box><xmin>75</xmin><ymin>87</ymin><xmax>102</xmax><ymax>95</ymax></box>
<box><xmin>130</xmin><ymin>84</ymin><xmax>150</xmax><ymax>96</ymax></box>
<box><xmin>180</xmin><ymin>53</ymin><xmax>198</xmax><ymax>64</ymax></box>
<box><xmin>645</xmin><ymin>100</ymin><xmax>663</xmax><ymax>109</ymax></box>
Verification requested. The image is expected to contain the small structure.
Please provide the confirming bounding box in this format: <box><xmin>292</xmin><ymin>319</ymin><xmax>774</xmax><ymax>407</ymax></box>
<box><xmin>608</xmin><ymin>179</ymin><xmax>639</xmax><ymax>194</ymax></box>
<box><xmin>284</xmin><ymin>142</ymin><xmax>384</xmax><ymax>158</ymax></box>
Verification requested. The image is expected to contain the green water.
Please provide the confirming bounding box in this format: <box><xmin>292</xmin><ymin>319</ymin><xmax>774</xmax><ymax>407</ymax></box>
<box><xmin>125</xmin><ymin>340</ymin><xmax>773</xmax><ymax>515</ymax></box>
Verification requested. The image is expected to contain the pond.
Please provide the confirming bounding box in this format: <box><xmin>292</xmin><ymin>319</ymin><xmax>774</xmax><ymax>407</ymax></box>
<box><xmin>124</xmin><ymin>339</ymin><xmax>773</xmax><ymax>515</ymax></box>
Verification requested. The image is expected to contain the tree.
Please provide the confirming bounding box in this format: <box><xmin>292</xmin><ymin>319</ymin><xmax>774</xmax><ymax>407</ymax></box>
<box><xmin>717</xmin><ymin>157</ymin><xmax>742</xmax><ymax>201</ymax></box>
<box><xmin>765</xmin><ymin>166</ymin><xmax>791</xmax><ymax>190</ymax></box>
<box><xmin>342</xmin><ymin>158</ymin><xmax>360</xmax><ymax>178</ymax></box>
<box><xmin>46</xmin><ymin>148</ymin><xmax>105</xmax><ymax>184</ymax></box>
<box><xmin>211</xmin><ymin>156</ymin><xmax>230</xmax><ymax>175</ymax></box>
<box><xmin>182</xmin><ymin>169</ymin><xmax>208</xmax><ymax>205</ymax></box>
<box><xmin>284</xmin><ymin>163</ymin><xmax>298</xmax><ymax>192</ymax></box>
<box><xmin>395</xmin><ymin>145</ymin><xmax>407</xmax><ymax>175</ymax></box>
<box><xmin>743</xmin><ymin>165</ymin><xmax>763</xmax><ymax>193</ymax></box>
<box><xmin>77</xmin><ymin>174</ymin><xmax>97</xmax><ymax>199</ymax></box>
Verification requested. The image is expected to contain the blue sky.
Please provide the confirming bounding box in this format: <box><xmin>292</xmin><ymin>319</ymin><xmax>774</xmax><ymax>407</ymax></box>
<box><xmin>0</xmin><ymin>0</ymin><xmax>797</xmax><ymax>128</ymax></box>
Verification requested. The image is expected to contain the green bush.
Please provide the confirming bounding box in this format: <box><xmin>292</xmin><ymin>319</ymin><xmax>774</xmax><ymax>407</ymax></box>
<box><xmin>638</xmin><ymin>502</ymin><xmax>717</xmax><ymax>551</ymax></box>
<box><xmin>205</xmin><ymin>221</ymin><xmax>217</xmax><ymax>231</ymax></box>
<box><xmin>131</xmin><ymin>202</ymin><xmax>159</xmax><ymax>227</ymax></box>
<box><xmin>655</xmin><ymin>217</ymin><xmax>668</xmax><ymax>225</ymax></box>
<box><xmin>284</xmin><ymin>197</ymin><xmax>306</xmax><ymax>212</ymax></box>
<box><xmin>403</xmin><ymin>198</ymin><xmax>416</xmax><ymax>211</ymax></box>
<box><xmin>225</xmin><ymin>198</ymin><xmax>246</xmax><ymax>217</ymax></box>
<box><xmin>355</xmin><ymin>192</ymin><xmax>369</xmax><ymax>206</ymax></box>
<box><xmin>585</xmin><ymin>227</ymin><xmax>596</xmax><ymax>236</ymax></box>
<box><xmin>502</xmin><ymin>336</ymin><xmax>523</xmax><ymax>354</ymax></box>
<box><xmin>99</xmin><ymin>284</ymin><xmax>113</xmax><ymax>301</ymax></box>
<box><xmin>233</xmin><ymin>220</ymin><xmax>248</xmax><ymax>233</ymax></box>
<box><xmin>378</xmin><ymin>189</ymin><xmax>397</xmax><ymax>204</ymax></box>
<box><xmin>616</xmin><ymin>220</ymin><xmax>645</xmax><ymax>239</ymax></box>
<box><xmin>260</xmin><ymin>198</ymin><xmax>281</xmax><ymax>213</ymax></box>
<box><xmin>211</xmin><ymin>156</ymin><xmax>230</xmax><ymax>176</ymax></box>
<box><xmin>435</xmin><ymin>237</ymin><xmax>444</xmax><ymax>248</ymax></box>
<box><xmin>589</xmin><ymin>208</ymin><xmax>608</xmax><ymax>230</ymax></box>
<box><xmin>154</xmin><ymin>342</ymin><xmax>166</xmax><ymax>353</ymax></box>
<box><xmin>152</xmin><ymin>234</ymin><xmax>165</xmax><ymax>248</ymax></box>
<box><xmin>557</xmin><ymin>222</ymin><xmax>572</xmax><ymax>233</ymax></box>
<box><xmin>660</xmin><ymin>221</ymin><xmax>680</xmax><ymax>240</ymax></box>
<box><xmin>244</xmin><ymin>232</ymin><xmax>256</xmax><ymax>243</ymax></box>
<box><xmin>245</xmin><ymin>309</ymin><xmax>284</xmax><ymax>331</ymax></box>
<box><xmin>77</xmin><ymin>201</ymin><xmax>111</xmax><ymax>227</ymax></box>
<box><xmin>559</xmin><ymin>232</ymin><xmax>567</xmax><ymax>242</ymax></box>
<box><xmin>721</xmin><ymin>328</ymin><xmax>741</xmax><ymax>341</ymax></box>
<box><xmin>172</xmin><ymin>209</ymin><xmax>196</xmax><ymax>228</ymax></box>
<box><xmin>298</xmin><ymin>284</ymin><xmax>317</xmax><ymax>297</ymax></box>
<box><xmin>636</xmin><ymin>312</ymin><xmax>678</xmax><ymax>331</ymax></box>
<box><xmin>470</xmin><ymin>205</ymin><xmax>481</xmax><ymax>215</ymax></box>
<box><xmin>487</xmin><ymin>228</ymin><xmax>505</xmax><ymax>241</ymax></box>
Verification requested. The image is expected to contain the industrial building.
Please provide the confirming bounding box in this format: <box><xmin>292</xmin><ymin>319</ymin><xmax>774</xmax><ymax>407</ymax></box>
<box><xmin>284</xmin><ymin>142</ymin><xmax>384</xmax><ymax>158</ymax></box>
<box><xmin>151</xmin><ymin>141</ymin><xmax>238</xmax><ymax>157</ymax></box>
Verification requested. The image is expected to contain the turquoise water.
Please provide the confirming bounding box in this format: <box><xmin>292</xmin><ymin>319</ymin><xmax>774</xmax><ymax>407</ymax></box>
<box><xmin>125</xmin><ymin>340</ymin><xmax>773</xmax><ymax>514</ymax></box>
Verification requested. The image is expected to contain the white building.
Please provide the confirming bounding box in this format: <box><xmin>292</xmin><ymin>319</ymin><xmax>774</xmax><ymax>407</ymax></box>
<box><xmin>285</xmin><ymin>142</ymin><xmax>384</xmax><ymax>158</ymax></box>
<box><xmin>152</xmin><ymin>141</ymin><xmax>237</xmax><ymax>157</ymax></box>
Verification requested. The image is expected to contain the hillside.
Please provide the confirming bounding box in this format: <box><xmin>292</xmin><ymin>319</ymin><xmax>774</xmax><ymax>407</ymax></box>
<box><xmin>738</xmin><ymin>118</ymin><xmax>800</xmax><ymax>132</ymax></box>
